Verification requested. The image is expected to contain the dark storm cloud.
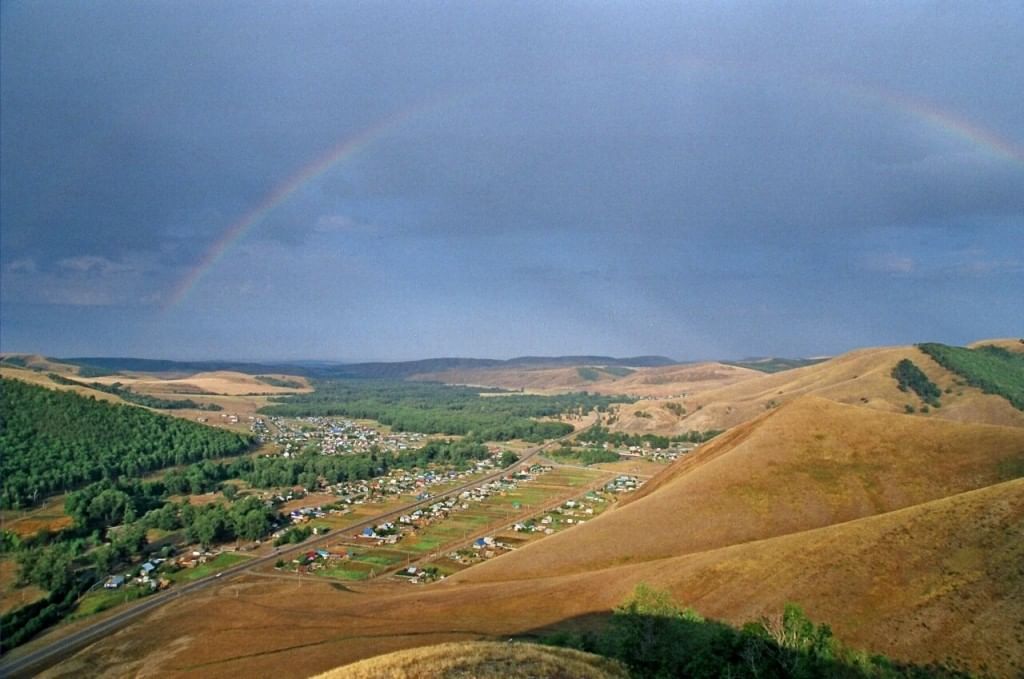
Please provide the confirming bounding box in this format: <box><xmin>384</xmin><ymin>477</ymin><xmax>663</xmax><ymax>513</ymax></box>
<box><xmin>1</xmin><ymin>2</ymin><xmax>1021</xmax><ymax>358</ymax></box>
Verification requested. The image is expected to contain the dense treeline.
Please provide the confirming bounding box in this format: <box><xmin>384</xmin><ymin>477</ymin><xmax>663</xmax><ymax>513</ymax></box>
<box><xmin>578</xmin><ymin>426</ymin><xmax>722</xmax><ymax>449</ymax></box>
<box><xmin>62</xmin><ymin>439</ymin><xmax>491</xmax><ymax>532</ymax></box>
<box><xmin>891</xmin><ymin>359</ymin><xmax>941</xmax><ymax>407</ymax></box>
<box><xmin>0</xmin><ymin>573</ymin><xmax>91</xmax><ymax>654</ymax></box>
<box><xmin>2</xmin><ymin>487</ymin><xmax>280</xmax><ymax>653</ymax></box>
<box><xmin>544</xmin><ymin>584</ymin><xmax>971</xmax><ymax>678</ymax></box>
<box><xmin>260</xmin><ymin>380</ymin><xmax>631</xmax><ymax>441</ymax></box>
<box><xmin>0</xmin><ymin>378</ymin><xmax>253</xmax><ymax>508</ymax></box>
<box><xmin>256</xmin><ymin>375</ymin><xmax>305</xmax><ymax>388</ymax></box>
<box><xmin>549</xmin><ymin>446</ymin><xmax>620</xmax><ymax>465</ymax></box>
<box><xmin>46</xmin><ymin>373</ymin><xmax>222</xmax><ymax>410</ymax></box>
<box><xmin>919</xmin><ymin>343</ymin><xmax>1024</xmax><ymax>410</ymax></box>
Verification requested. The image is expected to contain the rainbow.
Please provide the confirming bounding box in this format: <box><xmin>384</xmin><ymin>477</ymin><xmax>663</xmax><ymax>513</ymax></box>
<box><xmin>166</xmin><ymin>69</ymin><xmax>1022</xmax><ymax>309</ymax></box>
<box><xmin>835</xmin><ymin>80</ymin><xmax>1024</xmax><ymax>164</ymax></box>
<box><xmin>164</xmin><ymin>93</ymin><xmax>459</xmax><ymax>309</ymax></box>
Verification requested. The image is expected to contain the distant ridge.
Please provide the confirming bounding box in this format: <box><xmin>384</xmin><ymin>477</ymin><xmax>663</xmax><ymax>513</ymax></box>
<box><xmin>59</xmin><ymin>354</ymin><xmax>679</xmax><ymax>380</ymax></box>
<box><xmin>722</xmin><ymin>357</ymin><xmax>829</xmax><ymax>373</ymax></box>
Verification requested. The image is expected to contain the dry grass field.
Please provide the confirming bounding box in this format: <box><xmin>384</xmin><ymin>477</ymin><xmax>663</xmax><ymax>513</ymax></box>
<box><xmin>0</xmin><ymin>363</ymin><xmax>305</xmax><ymax>433</ymax></box>
<box><xmin>310</xmin><ymin>641</ymin><xmax>629</xmax><ymax>679</ymax></box>
<box><xmin>88</xmin><ymin>371</ymin><xmax>311</xmax><ymax>396</ymax></box>
<box><xmin>36</xmin><ymin>387</ymin><xmax>1024</xmax><ymax>679</ymax></box>
<box><xmin>410</xmin><ymin>361</ymin><xmax>761</xmax><ymax>398</ymax></box>
<box><xmin>611</xmin><ymin>344</ymin><xmax>1024</xmax><ymax>434</ymax></box>
<box><xmin>0</xmin><ymin>559</ymin><xmax>46</xmax><ymax>615</ymax></box>
<box><xmin>0</xmin><ymin>366</ymin><xmax>126</xmax><ymax>404</ymax></box>
<box><xmin>0</xmin><ymin>495</ymin><xmax>74</xmax><ymax>538</ymax></box>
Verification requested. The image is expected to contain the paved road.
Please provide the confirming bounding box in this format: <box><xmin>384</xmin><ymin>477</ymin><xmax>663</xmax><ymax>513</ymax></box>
<box><xmin>0</xmin><ymin>428</ymin><xmax>587</xmax><ymax>678</ymax></box>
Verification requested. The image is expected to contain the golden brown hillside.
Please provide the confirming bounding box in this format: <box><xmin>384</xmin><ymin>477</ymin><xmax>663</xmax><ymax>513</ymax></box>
<box><xmin>967</xmin><ymin>337</ymin><xmax>1024</xmax><ymax>352</ymax></box>
<box><xmin>411</xmin><ymin>361</ymin><xmax>761</xmax><ymax>397</ymax></box>
<box><xmin>40</xmin><ymin>394</ymin><xmax>1024</xmax><ymax>679</ymax></box>
<box><xmin>611</xmin><ymin>344</ymin><xmax>1024</xmax><ymax>434</ymax></box>
<box><xmin>458</xmin><ymin>396</ymin><xmax>1024</xmax><ymax>581</ymax></box>
<box><xmin>89</xmin><ymin>370</ymin><xmax>311</xmax><ymax>396</ymax></box>
<box><xmin>309</xmin><ymin>641</ymin><xmax>629</xmax><ymax>679</ymax></box>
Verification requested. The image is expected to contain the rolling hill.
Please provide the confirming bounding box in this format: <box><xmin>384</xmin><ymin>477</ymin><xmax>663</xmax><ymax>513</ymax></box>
<box><xmin>310</xmin><ymin>641</ymin><xmax>629</xmax><ymax>679</ymax></box>
<box><xmin>409</xmin><ymin>361</ymin><xmax>763</xmax><ymax>398</ymax></box>
<box><xmin>19</xmin><ymin>339</ymin><xmax>1024</xmax><ymax>678</ymax></box>
<box><xmin>609</xmin><ymin>343</ymin><xmax>1024</xmax><ymax>434</ymax></box>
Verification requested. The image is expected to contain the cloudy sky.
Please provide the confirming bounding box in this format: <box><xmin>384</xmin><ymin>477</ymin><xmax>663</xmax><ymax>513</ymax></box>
<box><xmin>2</xmin><ymin>2</ymin><xmax>1021</xmax><ymax>361</ymax></box>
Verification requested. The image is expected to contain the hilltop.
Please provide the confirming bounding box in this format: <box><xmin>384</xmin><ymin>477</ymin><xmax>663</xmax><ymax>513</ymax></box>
<box><xmin>310</xmin><ymin>641</ymin><xmax>629</xmax><ymax>679</ymax></box>
<box><xmin>410</xmin><ymin>361</ymin><xmax>762</xmax><ymax>397</ymax></box>
<box><xmin>609</xmin><ymin>342</ymin><xmax>1024</xmax><ymax>434</ymax></box>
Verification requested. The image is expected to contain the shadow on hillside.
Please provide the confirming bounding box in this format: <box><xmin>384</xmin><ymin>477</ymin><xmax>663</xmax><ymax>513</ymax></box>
<box><xmin>513</xmin><ymin>608</ymin><xmax>974</xmax><ymax>679</ymax></box>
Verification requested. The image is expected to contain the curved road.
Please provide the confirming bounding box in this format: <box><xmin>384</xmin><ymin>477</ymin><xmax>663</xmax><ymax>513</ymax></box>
<box><xmin>0</xmin><ymin>427</ymin><xmax>588</xmax><ymax>678</ymax></box>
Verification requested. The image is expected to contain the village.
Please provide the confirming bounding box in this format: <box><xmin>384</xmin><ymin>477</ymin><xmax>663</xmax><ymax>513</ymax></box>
<box><xmin>88</xmin><ymin>422</ymin><xmax>659</xmax><ymax>613</ymax></box>
<box><xmin>266</xmin><ymin>415</ymin><xmax>428</xmax><ymax>457</ymax></box>
<box><xmin>271</xmin><ymin>462</ymin><xmax>643</xmax><ymax>585</ymax></box>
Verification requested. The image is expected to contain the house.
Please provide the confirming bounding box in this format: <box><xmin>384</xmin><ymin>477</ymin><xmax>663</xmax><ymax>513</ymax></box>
<box><xmin>105</xmin><ymin>575</ymin><xmax>126</xmax><ymax>589</ymax></box>
<box><xmin>360</xmin><ymin>527</ymin><xmax>376</xmax><ymax>538</ymax></box>
<box><xmin>140</xmin><ymin>562</ymin><xmax>156</xmax><ymax>576</ymax></box>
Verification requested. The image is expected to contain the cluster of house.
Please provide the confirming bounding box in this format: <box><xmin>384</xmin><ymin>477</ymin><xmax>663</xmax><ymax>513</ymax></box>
<box><xmin>511</xmin><ymin>495</ymin><xmax>602</xmax><ymax>536</ymax></box>
<box><xmin>104</xmin><ymin>557</ymin><xmax>169</xmax><ymax>591</ymax></box>
<box><xmin>352</xmin><ymin>464</ymin><xmax>554</xmax><ymax>548</ymax></box>
<box><xmin>396</xmin><ymin>565</ymin><xmax>441</xmax><ymax>584</ymax></box>
<box><xmin>321</xmin><ymin>467</ymin><xmax>471</xmax><ymax>506</ymax></box>
<box><xmin>286</xmin><ymin>506</ymin><xmax>328</xmax><ymax>523</ymax></box>
<box><xmin>266</xmin><ymin>416</ymin><xmax>426</xmax><ymax>457</ymax></box>
<box><xmin>608</xmin><ymin>442</ymin><xmax>694</xmax><ymax>463</ymax></box>
<box><xmin>283</xmin><ymin>547</ymin><xmax>351</xmax><ymax>574</ymax></box>
<box><xmin>605</xmin><ymin>475</ymin><xmax>641</xmax><ymax>493</ymax></box>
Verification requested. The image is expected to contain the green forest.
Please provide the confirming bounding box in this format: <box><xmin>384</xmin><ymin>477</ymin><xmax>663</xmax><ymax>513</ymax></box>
<box><xmin>548</xmin><ymin>446</ymin><xmax>621</xmax><ymax>465</ymax></box>
<box><xmin>891</xmin><ymin>359</ymin><xmax>942</xmax><ymax>407</ymax></box>
<box><xmin>577</xmin><ymin>425</ymin><xmax>722</xmax><ymax>449</ymax></box>
<box><xmin>259</xmin><ymin>379</ymin><xmax>632</xmax><ymax>441</ymax></box>
<box><xmin>0</xmin><ymin>378</ymin><xmax>253</xmax><ymax>508</ymax></box>
<box><xmin>918</xmin><ymin>343</ymin><xmax>1024</xmax><ymax>410</ymax></box>
<box><xmin>543</xmin><ymin>584</ymin><xmax>972</xmax><ymax>678</ymax></box>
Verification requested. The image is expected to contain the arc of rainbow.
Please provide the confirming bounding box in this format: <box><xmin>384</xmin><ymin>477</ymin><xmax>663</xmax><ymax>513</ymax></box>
<box><xmin>167</xmin><ymin>66</ymin><xmax>1022</xmax><ymax>310</ymax></box>
<box><xmin>834</xmin><ymin>80</ymin><xmax>1024</xmax><ymax>165</ymax></box>
<box><xmin>164</xmin><ymin>95</ymin><xmax>458</xmax><ymax>309</ymax></box>
<box><xmin>658</xmin><ymin>54</ymin><xmax>1024</xmax><ymax>165</ymax></box>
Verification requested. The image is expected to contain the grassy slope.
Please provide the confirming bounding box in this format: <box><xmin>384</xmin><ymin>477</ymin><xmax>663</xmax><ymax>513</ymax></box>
<box><xmin>458</xmin><ymin>396</ymin><xmax>1024</xmax><ymax>580</ymax></box>
<box><xmin>611</xmin><ymin>345</ymin><xmax>1024</xmax><ymax>434</ymax></box>
<box><xmin>41</xmin><ymin>396</ymin><xmax>1024</xmax><ymax>679</ymax></box>
<box><xmin>47</xmin><ymin>479</ymin><xmax>1022</xmax><ymax>678</ymax></box>
<box><xmin>310</xmin><ymin>641</ymin><xmax>629</xmax><ymax>679</ymax></box>
<box><xmin>409</xmin><ymin>362</ymin><xmax>761</xmax><ymax>397</ymax></box>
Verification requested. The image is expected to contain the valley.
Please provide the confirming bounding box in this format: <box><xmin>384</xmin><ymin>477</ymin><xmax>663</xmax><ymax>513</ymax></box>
<box><xmin>1</xmin><ymin>340</ymin><xmax>1022</xmax><ymax>677</ymax></box>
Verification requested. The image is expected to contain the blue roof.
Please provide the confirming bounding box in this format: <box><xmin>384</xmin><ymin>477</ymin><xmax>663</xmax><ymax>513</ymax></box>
<box><xmin>474</xmin><ymin>538</ymin><xmax>486</xmax><ymax>546</ymax></box>
<box><xmin>362</xmin><ymin>527</ymin><xmax>375</xmax><ymax>536</ymax></box>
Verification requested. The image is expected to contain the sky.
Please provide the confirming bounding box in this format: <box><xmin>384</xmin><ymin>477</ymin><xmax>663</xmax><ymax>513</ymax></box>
<box><xmin>2</xmin><ymin>2</ymin><xmax>1022</xmax><ymax>362</ymax></box>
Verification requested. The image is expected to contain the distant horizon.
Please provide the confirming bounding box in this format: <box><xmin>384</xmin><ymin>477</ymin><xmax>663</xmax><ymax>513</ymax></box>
<box><xmin>2</xmin><ymin>334</ymin><xmax>1019</xmax><ymax>367</ymax></box>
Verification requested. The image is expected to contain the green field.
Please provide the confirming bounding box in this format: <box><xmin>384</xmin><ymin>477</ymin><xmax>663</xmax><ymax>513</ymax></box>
<box><xmin>69</xmin><ymin>586</ymin><xmax>149</xmax><ymax>620</ymax></box>
<box><xmin>919</xmin><ymin>343</ymin><xmax>1024</xmax><ymax>410</ymax></box>
<box><xmin>168</xmin><ymin>552</ymin><xmax>251</xmax><ymax>583</ymax></box>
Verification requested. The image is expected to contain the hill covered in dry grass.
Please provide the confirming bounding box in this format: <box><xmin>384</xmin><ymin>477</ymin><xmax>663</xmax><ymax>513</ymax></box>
<box><xmin>609</xmin><ymin>343</ymin><xmax>1024</xmax><ymax>434</ymax></box>
<box><xmin>410</xmin><ymin>361</ymin><xmax>762</xmax><ymax>398</ymax></box>
<box><xmin>310</xmin><ymin>641</ymin><xmax>629</xmax><ymax>679</ymax></box>
<box><xmin>29</xmin><ymin>340</ymin><xmax>1024</xmax><ymax>678</ymax></box>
